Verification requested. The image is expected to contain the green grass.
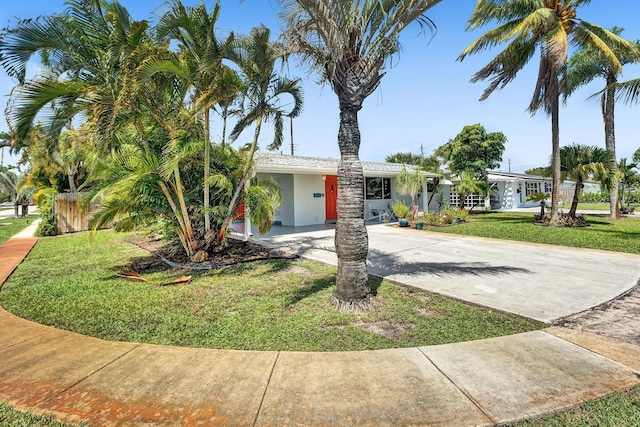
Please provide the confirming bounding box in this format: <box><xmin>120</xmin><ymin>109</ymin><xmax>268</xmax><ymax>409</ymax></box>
<box><xmin>572</xmin><ymin>202</ymin><xmax>610</xmax><ymax>211</ymax></box>
<box><xmin>571</xmin><ymin>202</ymin><xmax>640</xmax><ymax>211</ymax></box>
<box><xmin>509</xmin><ymin>385</ymin><xmax>640</xmax><ymax>426</ymax></box>
<box><xmin>0</xmin><ymin>215</ymin><xmax>38</xmax><ymax>244</ymax></box>
<box><xmin>0</xmin><ymin>401</ymin><xmax>76</xmax><ymax>426</ymax></box>
<box><xmin>0</xmin><ymin>230</ymin><xmax>543</xmax><ymax>352</ymax></box>
<box><xmin>426</xmin><ymin>212</ymin><xmax>640</xmax><ymax>254</ymax></box>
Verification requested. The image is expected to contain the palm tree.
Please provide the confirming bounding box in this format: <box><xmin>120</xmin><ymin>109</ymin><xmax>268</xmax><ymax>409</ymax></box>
<box><xmin>0</xmin><ymin>132</ymin><xmax>11</xmax><ymax>167</ymax></box>
<box><xmin>395</xmin><ymin>166</ymin><xmax>424</xmax><ymax>216</ymax></box>
<box><xmin>567</xmin><ymin>27</ymin><xmax>640</xmax><ymax>219</ymax></box>
<box><xmin>616</xmin><ymin>158</ymin><xmax>638</xmax><ymax>208</ymax></box>
<box><xmin>458</xmin><ymin>0</ymin><xmax>638</xmax><ymax>225</ymax></box>
<box><xmin>559</xmin><ymin>144</ymin><xmax>611</xmax><ymax>218</ymax></box>
<box><xmin>0</xmin><ymin>0</ymin><xmax>148</xmax><ymax>151</ymax></box>
<box><xmin>219</xmin><ymin>25</ymin><xmax>303</xmax><ymax>243</ymax></box>
<box><xmin>153</xmin><ymin>0</ymin><xmax>240</xmax><ymax>234</ymax></box>
<box><xmin>279</xmin><ymin>0</ymin><xmax>440</xmax><ymax>313</ymax></box>
<box><xmin>453</xmin><ymin>170</ymin><xmax>489</xmax><ymax>211</ymax></box>
<box><xmin>0</xmin><ymin>169</ymin><xmax>35</xmax><ymax>218</ymax></box>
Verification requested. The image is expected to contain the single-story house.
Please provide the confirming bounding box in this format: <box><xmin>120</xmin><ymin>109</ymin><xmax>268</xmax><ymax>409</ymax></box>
<box><xmin>487</xmin><ymin>171</ymin><xmax>602</xmax><ymax>210</ymax></box>
<box><xmin>243</xmin><ymin>153</ymin><xmax>439</xmax><ymax>233</ymax></box>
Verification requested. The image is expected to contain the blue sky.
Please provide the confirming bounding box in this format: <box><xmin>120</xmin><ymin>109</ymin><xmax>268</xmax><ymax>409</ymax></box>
<box><xmin>2</xmin><ymin>0</ymin><xmax>640</xmax><ymax>172</ymax></box>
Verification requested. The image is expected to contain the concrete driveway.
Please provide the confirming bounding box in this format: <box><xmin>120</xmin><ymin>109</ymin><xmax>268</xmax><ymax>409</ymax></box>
<box><xmin>258</xmin><ymin>224</ymin><xmax>640</xmax><ymax>323</ymax></box>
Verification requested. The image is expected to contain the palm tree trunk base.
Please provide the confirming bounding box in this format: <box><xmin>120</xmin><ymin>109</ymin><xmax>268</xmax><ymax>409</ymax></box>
<box><xmin>330</xmin><ymin>293</ymin><xmax>374</xmax><ymax>314</ymax></box>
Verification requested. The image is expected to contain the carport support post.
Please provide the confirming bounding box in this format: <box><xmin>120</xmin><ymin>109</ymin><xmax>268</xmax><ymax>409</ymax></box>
<box><xmin>422</xmin><ymin>179</ymin><xmax>429</xmax><ymax>213</ymax></box>
<box><xmin>244</xmin><ymin>180</ymin><xmax>252</xmax><ymax>241</ymax></box>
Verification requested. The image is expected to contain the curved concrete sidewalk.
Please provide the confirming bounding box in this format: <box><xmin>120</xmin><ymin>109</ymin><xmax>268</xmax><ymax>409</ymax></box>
<box><xmin>1</xmin><ymin>308</ymin><xmax>639</xmax><ymax>426</ymax></box>
<box><xmin>1</xmin><ymin>223</ymin><xmax>639</xmax><ymax>425</ymax></box>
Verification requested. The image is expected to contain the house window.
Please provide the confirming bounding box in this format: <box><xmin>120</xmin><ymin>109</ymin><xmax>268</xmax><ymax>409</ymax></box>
<box><xmin>365</xmin><ymin>177</ymin><xmax>391</xmax><ymax>200</ymax></box>
<box><xmin>526</xmin><ymin>182</ymin><xmax>539</xmax><ymax>196</ymax></box>
<box><xmin>544</xmin><ymin>182</ymin><xmax>552</xmax><ymax>193</ymax></box>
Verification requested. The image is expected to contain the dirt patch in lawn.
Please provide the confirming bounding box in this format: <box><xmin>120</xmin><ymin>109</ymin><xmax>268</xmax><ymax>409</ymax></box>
<box><xmin>354</xmin><ymin>321</ymin><xmax>416</xmax><ymax>340</ymax></box>
<box><xmin>553</xmin><ymin>281</ymin><xmax>640</xmax><ymax>346</ymax></box>
<box><xmin>125</xmin><ymin>234</ymin><xmax>288</xmax><ymax>273</ymax></box>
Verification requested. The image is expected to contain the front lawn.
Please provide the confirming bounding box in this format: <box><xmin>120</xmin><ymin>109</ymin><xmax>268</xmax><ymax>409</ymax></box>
<box><xmin>0</xmin><ymin>215</ymin><xmax>38</xmax><ymax>244</ymax></box>
<box><xmin>426</xmin><ymin>212</ymin><xmax>640</xmax><ymax>254</ymax></box>
<box><xmin>571</xmin><ymin>202</ymin><xmax>639</xmax><ymax>211</ymax></box>
<box><xmin>0</xmin><ymin>230</ymin><xmax>543</xmax><ymax>351</ymax></box>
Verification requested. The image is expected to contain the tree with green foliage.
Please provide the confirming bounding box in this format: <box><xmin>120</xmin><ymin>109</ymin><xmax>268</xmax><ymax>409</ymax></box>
<box><xmin>616</xmin><ymin>158</ymin><xmax>638</xmax><ymax>208</ymax></box>
<box><xmin>440</xmin><ymin>124</ymin><xmax>506</xmax><ymax>181</ymax></box>
<box><xmin>386</xmin><ymin>151</ymin><xmax>442</xmax><ymax>208</ymax></box>
<box><xmin>221</xmin><ymin>25</ymin><xmax>304</xmax><ymax>244</ymax></box>
<box><xmin>634</xmin><ymin>148</ymin><xmax>640</xmax><ymax>163</ymax></box>
<box><xmin>152</xmin><ymin>0</ymin><xmax>240</xmax><ymax>234</ymax></box>
<box><xmin>395</xmin><ymin>166</ymin><xmax>424</xmax><ymax>216</ymax></box>
<box><xmin>1</xmin><ymin>0</ymin><xmax>148</xmax><ymax>151</ymax></box>
<box><xmin>386</xmin><ymin>151</ymin><xmax>441</xmax><ymax>172</ymax></box>
<box><xmin>452</xmin><ymin>170</ymin><xmax>490</xmax><ymax>211</ymax></box>
<box><xmin>280</xmin><ymin>0</ymin><xmax>441</xmax><ymax>312</ymax></box>
<box><xmin>1</xmin><ymin>1</ymin><xmax>281</xmax><ymax>258</ymax></box>
<box><xmin>0</xmin><ymin>170</ymin><xmax>35</xmax><ymax>218</ymax></box>
<box><xmin>524</xmin><ymin>167</ymin><xmax>551</xmax><ymax>177</ymax></box>
<box><xmin>568</xmin><ymin>27</ymin><xmax>640</xmax><ymax>219</ymax></box>
<box><xmin>560</xmin><ymin>144</ymin><xmax>612</xmax><ymax>218</ymax></box>
<box><xmin>458</xmin><ymin>0</ymin><xmax>638</xmax><ymax>225</ymax></box>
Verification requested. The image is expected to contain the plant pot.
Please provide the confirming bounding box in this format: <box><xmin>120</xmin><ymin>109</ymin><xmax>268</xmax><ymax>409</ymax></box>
<box><xmin>454</xmin><ymin>217</ymin><xmax>461</xmax><ymax>224</ymax></box>
<box><xmin>415</xmin><ymin>223</ymin><xmax>424</xmax><ymax>230</ymax></box>
<box><xmin>399</xmin><ymin>219</ymin><xmax>409</xmax><ymax>227</ymax></box>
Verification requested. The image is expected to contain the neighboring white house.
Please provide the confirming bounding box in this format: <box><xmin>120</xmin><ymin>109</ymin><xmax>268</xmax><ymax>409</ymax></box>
<box><xmin>250</xmin><ymin>153</ymin><xmax>439</xmax><ymax>229</ymax></box>
<box><xmin>487</xmin><ymin>171</ymin><xmax>602</xmax><ymax>210</ymax></box>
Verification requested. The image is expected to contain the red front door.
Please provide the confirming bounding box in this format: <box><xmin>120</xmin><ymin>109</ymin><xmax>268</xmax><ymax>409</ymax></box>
<box><xmin>325</xmin><ymin>175</ymin><xmax>338</xmax><ymax>221</ymax></box>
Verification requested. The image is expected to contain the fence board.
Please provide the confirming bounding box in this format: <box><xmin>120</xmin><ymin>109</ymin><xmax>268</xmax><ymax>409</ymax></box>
<box><xmin>54</xmin><ymin>193</ymin><xmax>101</xmax><ymax>234</ymax></box>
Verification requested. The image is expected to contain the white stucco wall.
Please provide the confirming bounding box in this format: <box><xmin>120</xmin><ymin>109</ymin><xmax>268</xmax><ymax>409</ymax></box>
<box><xmin>259</xmin><ymin>173</ymin><xmax>295</xmax><ymax>226</ymax></box>
<box><xmin>294</xmin><ymin>174</ymin><xmax>326</xmax><ymax>226</ymax></box>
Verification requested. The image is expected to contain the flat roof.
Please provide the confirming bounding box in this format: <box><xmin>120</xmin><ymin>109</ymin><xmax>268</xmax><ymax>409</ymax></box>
<box><xmin>255</xmin><ymin>153</ymin><xmax>440</xmax><ymax>178</ymax></box>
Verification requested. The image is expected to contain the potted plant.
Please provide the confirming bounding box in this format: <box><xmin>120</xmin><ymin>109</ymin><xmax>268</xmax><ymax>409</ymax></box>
<box><xmin>415</xmin><ymin>210</ymin><xmax>425</xmax><ymax>229</ymax></box>
<box><xmin>392</xmin><ymin>200</ymin><xmax>411</xmax><ymax>227</ymax></box>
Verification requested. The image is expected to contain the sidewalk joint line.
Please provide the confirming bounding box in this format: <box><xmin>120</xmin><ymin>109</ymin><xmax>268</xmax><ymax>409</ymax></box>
<box><xmin>0</xmin><ymin>330</ymin><xmax>54</xmax><ymax>351</ymax></box>
<box><xmin>253</xmin><ymin>351</ymin><xmax>280</xmax><ymax>427</ymax></box>
<box><xmin>417</xmin><ymin>347</ymin><xmax>498</xmax><ymax>425</ymax></box>
<box><xmin>36</xmin><ymin>343</ymin><xmax>143</xmax><ymax>409</ymax></box>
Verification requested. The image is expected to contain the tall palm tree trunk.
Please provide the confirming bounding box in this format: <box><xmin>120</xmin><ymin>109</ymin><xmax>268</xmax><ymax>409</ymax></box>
<box><xmin>569</xmin><ymin>175</ymin><xmax>583</xmax><ymax>218</ymax></box>
<box><xmin>550</xmin><ymin>78</ymin><xmax>561</xmax><ymax>225</ymax></box>
<box><xmin>204</xmin><ymin>110</ymin><xmax>211</xmax><ymax>233</ymax></box>
<box><xmin>603</xmin><ymin>76</ymin><xmax>620</xmax><ymax>219</ymax></box>
<box><xmin>331</xmin><ymin>106</ymin><xmax>372</xmax><ymax>313</ymax></box>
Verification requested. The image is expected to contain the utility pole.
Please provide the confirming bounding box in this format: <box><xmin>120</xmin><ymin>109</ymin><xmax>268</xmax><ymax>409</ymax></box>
<box><xmin>290</xmin><ymin>116</ymin><xmax>294</xmax><ymax>156</ymax></box>
<box><xmin>508</xmin><ymin>158</ymin><xmax>511</xmax><ymax>173</ymax></box>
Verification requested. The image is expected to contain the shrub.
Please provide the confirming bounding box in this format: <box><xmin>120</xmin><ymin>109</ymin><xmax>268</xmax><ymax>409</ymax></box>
<box><xmin>579</xmin><ymin>191</ymin><xmax>608</xmax><ymax>203</ymax></box>
<box><xmin>34</xmin><ymin>189</ymin><xmax>58</xmax><ymax>237</ymax></box>
<box><xmin>422</xmin><ymin>208</ymin><xmax>467</xmax><ymax>226</ymax></box>
<box><xmin>392</xmin><ymin>200</ymin><xmax>411</xmax><ymax>220</ymax></box>
<box><xmin>534</xmin><ymin>213</ymin><xmax>588</xmax><ymax>227</ymax></box>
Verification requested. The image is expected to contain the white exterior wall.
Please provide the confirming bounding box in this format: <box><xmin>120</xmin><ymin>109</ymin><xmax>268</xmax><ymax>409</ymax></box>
<box><xmin>428</xmin><ymin>184</ymin><xmax>450</xmax><ymax>212</ymax></box>
<box><xmin>259</xmin><ymin>173</ymin><xmax>295</xmax><ymax>226</ymax></box>
<box><xmin>293</xmin><ymin>174</ymin><xmax>326</xmax><ymax>226</ymax></box>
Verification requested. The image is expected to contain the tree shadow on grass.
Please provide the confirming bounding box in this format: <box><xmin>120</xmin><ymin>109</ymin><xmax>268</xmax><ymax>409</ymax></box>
<box><xmin>283</xmin><ymin>274</ymin><xmax>385</xmax><ymax>307</ymax></box>
<box><xmin>284</xmin><ymin>275</ymin><xmax>335</xmax><ymax>307</ymax></box>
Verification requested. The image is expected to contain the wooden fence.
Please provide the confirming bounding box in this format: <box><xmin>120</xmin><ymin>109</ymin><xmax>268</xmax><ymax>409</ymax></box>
<box><xmin>54</xmin><ymin>193</ymin><xmax>101</xmax><ymax>234</ymax></box>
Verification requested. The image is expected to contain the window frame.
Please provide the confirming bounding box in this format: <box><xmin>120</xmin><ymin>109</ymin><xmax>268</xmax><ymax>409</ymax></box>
<box><xmin>365</xmin><ymin>177</ymin><xmax>392</xmax><ymax>200</ymax></box>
